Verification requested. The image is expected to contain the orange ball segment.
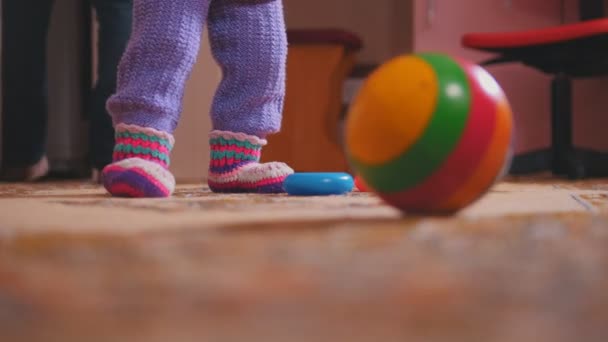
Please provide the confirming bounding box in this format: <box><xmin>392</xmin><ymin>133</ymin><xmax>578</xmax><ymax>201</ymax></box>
<box><xmin>346</xmin><ymin>53</ymin><xmax>513</xmax><ymax>214</ymax></box>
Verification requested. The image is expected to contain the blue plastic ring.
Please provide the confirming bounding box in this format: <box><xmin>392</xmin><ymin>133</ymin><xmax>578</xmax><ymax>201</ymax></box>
<box><xmin>284</xmin><ymin>172</ymin><xmax>354</xmax><ymax>196</ymax></box>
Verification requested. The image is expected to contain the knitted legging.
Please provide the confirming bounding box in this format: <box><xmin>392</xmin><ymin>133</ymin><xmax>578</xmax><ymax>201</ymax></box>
<box><xmin>106</xmin><ymin>0</ymin><xmax>287</xmax><ymax>138</ymax></box>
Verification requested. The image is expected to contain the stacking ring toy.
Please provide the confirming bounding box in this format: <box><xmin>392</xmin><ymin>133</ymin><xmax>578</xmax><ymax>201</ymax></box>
<box><xmin>284</xmin><ymin>173</ymin><xmax>354</xmax><ymax>196</ymax></box>
<box><xmin>354</xmin><ymin>176</ymin><xmax>369</xmax><ymax>192</ymax></box>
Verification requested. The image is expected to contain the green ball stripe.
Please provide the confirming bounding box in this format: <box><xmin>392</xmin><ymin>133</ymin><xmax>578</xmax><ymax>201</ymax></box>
<box><xmin>210</xmin><ymin>137</ymin><xmax>262</xmax><ymax>150</ymax></box>
<box><xmin>210</xmin><ymin>151</ymin><xmax>259</xmax><ymax>161</ymax></box>
<box><xmin>116</xmin><ymin>132</ymin><xmax>173</xmax><ymax>149</ymax></box>
<box><xmin>114</xmin><ymin>144</ymin><xmax>170</xmax><ymax>163</ymax></box>
<box><xmin>350</xmin><ymin>53</ymin><xmax>471</xmax><ymax>193</ymax></box>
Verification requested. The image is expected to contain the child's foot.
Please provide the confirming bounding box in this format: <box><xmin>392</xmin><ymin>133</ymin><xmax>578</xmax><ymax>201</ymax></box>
<box><xmin>207</xmin><ymin>130</ymin><xmax>293</xmax><ymax>193</ymax></box>
<box><xmin>0</xmin><ymin>156</ymin><xmax>49</xmax><ymax>182</ymax></box>
<box><xmin>102</xmin><ymin>124</ymin><xmax>175</xmax><ymax>198</ymax></box>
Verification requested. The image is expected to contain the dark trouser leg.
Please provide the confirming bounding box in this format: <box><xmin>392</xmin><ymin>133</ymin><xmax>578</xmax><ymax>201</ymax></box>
<box><xmin>1</xmin><ymin>0</ymin><xmax>54</xmax><ymax>167</ymax></box>
<box><xmin>89</xmin><ymin>0</ymin><xmax>133</xmax><ymax>170</ymax></box>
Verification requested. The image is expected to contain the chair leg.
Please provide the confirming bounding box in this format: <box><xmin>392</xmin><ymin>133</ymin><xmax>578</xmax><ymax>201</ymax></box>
<box><xmin>550</xmin><ymin>74</ymin><xmax>572</xmax><ymax>176</ymax></box>
<box><xmin>502</xmin><ymin>72</ymin><xmax>559</xmax><ymax>175</ymax></box>
<box><xmin>509</xmin><ymin>149</ymin><xmax>552</xmax><ymax>175</ymax></box>
<box><xmin>550</xmin><ymin>74</ymin><xmax>608</xmax><ymax>179</ymax></box>
<box><xmin>479</xmin><ymin>62</ymin><xmax>608</xmax><ymax>178</ymax></box>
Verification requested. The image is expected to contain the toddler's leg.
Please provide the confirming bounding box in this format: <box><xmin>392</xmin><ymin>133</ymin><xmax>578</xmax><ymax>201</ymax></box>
<box><xmin>207</xmin><ymin>0</ymin><xmax>293</xmax><ymax>193</ymax></box>
<box><xmin>102</xmin><ymin>0</ymin><xmax>210</xmax><ymax>197</ymax></box>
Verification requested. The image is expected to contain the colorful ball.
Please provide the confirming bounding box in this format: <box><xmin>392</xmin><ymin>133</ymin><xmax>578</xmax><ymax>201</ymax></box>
<box><xmin>345</xmin><ymin>53</ymin><xmax>513</xmax><ymax>214</ymax></box>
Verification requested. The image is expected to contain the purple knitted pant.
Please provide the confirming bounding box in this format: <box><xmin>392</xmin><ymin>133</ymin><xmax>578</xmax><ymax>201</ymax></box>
<box><xmin>106</xmin><ymin>0</ymin><xmax>287</xmax><ymax>138</ymax></box>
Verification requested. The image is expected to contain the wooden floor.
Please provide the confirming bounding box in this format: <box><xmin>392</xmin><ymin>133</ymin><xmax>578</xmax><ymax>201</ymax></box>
<box><xmin>1</xmin><ymin>176</ymin><xmax>608</xmax><ymax>341</ymax></box>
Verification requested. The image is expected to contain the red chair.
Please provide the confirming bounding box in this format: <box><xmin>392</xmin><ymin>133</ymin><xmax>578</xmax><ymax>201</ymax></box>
<box><xmin>462</xmin><ymin>6</ymin><xmax>608</xmax><ymax>179</ymax></box>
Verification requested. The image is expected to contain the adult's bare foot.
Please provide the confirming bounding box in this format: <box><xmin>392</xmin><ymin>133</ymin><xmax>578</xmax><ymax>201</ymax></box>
<box><xmin>0</xmin><ymin>156</ymin><xmax>50</xmax><ymax>182</ymax></box>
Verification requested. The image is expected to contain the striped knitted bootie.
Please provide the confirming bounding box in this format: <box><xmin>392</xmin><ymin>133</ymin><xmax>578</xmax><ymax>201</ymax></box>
<box><xmin>208</xmin><ymin>130</ymin><xmax>293</xmax><ymax>193</ymax></box>
<box><xmin>102</xmin><ymin>124</ymin><xmax>175</xmax><ymax>198</ymax></box>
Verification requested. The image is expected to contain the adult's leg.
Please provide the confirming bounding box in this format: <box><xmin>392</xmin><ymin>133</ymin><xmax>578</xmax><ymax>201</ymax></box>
<box><xmin>1</xmin><ymin>0</ymin><xmax>54</xmax><ymax>180</ymax></box>
<box><xmin>89</xmin><ymin>0</ymin><xmax>133</xmax><ymax>172</ymax></box>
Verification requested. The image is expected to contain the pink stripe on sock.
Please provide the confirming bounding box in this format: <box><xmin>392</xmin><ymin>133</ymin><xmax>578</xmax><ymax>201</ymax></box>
<box><xmin>213</xmin><ymin>145</ymin><xmax>261</xmax><ymax>158</ymax></box>
<box><xmin>210</xmin><ymin>158</ymin><xmax>253</xmax><ymax>167</ymax></box>
<box><xmin>208</xmin><ymin>168</ymin><xmax>241</xmax><ymax>179</ymax></box>
<box><xmin>117</xmin><ymin>138</ymin><xmax>171</xmax><ymax>156</ymax></box>
<box><xmin>116</xmin><ymin>123</ymin><xmax>175</xmax><ymax>146</ymax></box>
<box><xmin>208</xmin><ymin>176</ymin><xmax>286</xmax><ymax>190</ymax></box>
<box><xmin>107</xmin><ymin>182</ymin><xmax>145</xmax><ymax>197</ymax></box>
<box><xmin>207</xmin><ymin>180</ymin><xmax>240</xmax><ymax>189</ymax></box>
<box><xmin>112</xmin><ymin>152</ymin><xmax>169</xmax><ymax>168</ymax></box>
<box><xmin>240</xmin><ymin>176</ymin><xmax>287</xmax><ymax>189</ymax></box>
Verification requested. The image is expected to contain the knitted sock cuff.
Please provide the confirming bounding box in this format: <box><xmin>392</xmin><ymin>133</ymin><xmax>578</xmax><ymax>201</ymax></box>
<box><xmin>209</xmin><ymin>130</ymin><xmax>266</xmax><ymax>166</ymax></box>
<box><xmin>113</xmin><ymin>123</ymin><xmax>174</xmax><ymax>168</ymax></box>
